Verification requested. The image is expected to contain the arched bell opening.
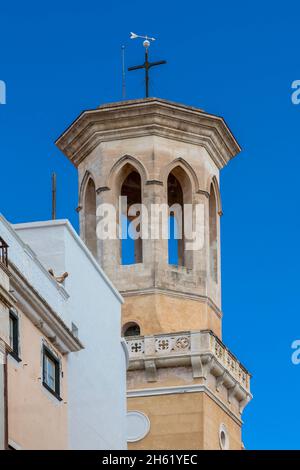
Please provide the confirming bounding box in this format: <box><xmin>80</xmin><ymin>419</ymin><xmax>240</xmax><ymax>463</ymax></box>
<box><xmin>209</xmin><ymin>183</ymin><xmax>218</xmax><ymax>283</ymax></box>
<box><xmin>84</xmin><ymin>177</ymin><xmax>97</xmax><ymax>257</ymax></box>
<box><xmin>120</xmin><ymin>168</ymin><xmax>143</xmax><ymax>265</ymax></box>
<box><xmin>167</xmin><ymin>166</ymin><xmax>193</xmax><ymax>269</ymax></box>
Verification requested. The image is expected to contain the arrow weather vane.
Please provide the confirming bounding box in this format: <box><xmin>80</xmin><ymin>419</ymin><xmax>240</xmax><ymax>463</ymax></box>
<box><xmin>128</xmin><ymin>32</ymin><xmax>166</xmax><ymax>98</ymax></box>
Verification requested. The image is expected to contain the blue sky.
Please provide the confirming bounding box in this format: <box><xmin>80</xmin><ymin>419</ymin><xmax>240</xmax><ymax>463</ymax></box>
<box><xmin>1</xmin><ymin>0</ymin><xmax>300</xmax><ymax>449</ymax></box>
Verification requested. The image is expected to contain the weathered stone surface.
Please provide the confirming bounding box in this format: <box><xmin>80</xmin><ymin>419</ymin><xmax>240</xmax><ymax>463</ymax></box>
<box><xmin>57</xmin><ymin>97</ymin><xmax>250</xmax><ymax>450</ymax></box>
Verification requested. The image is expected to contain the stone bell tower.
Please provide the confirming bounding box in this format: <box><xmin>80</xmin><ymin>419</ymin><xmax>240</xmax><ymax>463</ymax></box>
<box><xmin>56</xmin><ymin>98</ymin><xmax>252</xmax><ymax>450</ymax></box>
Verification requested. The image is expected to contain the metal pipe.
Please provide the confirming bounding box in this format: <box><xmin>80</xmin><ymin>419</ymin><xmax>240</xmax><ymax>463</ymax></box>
<box><xmin>52</xmin><ymin>173</ymin><xmax>57</xmax><ymax>220</ymax></box>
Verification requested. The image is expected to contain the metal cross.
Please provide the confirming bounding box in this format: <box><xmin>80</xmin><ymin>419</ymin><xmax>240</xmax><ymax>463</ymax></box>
<box><xmin>128</xmin><ymin>47</ymin><xmax>166</xmax><ymax>98</ymax></box>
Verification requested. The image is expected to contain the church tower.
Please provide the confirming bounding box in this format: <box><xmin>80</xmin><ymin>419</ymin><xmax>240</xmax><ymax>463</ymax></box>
<box><xmin>56</xmin><ymin>97</ymin><xmax>251</xmax><ymax>450</ymax></box>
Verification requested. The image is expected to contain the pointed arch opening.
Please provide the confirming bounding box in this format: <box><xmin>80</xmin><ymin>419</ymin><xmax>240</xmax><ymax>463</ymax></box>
<box><xmin>167</xmin><ymin>166</ymin><xmax>193</xmax><ymax>268</ymax></box>
<box><xmin>120</xmin><ymin>167</ymin><xmax>143</xmax><ymax>265</ymax></box>
<box><xmin>209</xmin><ymin>183</ymin><xmax>218</xmax><ymax>283</ymax></box>
<box><xmin>84</xmin><ymin>177</ymin><xmax>97</xmax><ymax>257</ymax></box>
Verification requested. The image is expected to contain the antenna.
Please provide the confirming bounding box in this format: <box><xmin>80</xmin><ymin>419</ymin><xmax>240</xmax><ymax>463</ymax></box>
<box><xmin>121</xmin><ymin>45</ymin><xmax>126</xmax><ymax>99</ymax></box>
<box><xmin>52</xmin><ymin>172</ymin><xmax>57</xmax><ymax>220</ymax></box>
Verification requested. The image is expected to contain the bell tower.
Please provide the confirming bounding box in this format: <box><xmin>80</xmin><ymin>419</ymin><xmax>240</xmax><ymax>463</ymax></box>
<box><xmin>56</xmin><ymin>98</ymin><xmax>252</xmax><ymax>450</ymax></box>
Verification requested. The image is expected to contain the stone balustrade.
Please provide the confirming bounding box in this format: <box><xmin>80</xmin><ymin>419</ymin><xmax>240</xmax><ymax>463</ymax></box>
<box><xmin>126</xmin><ymin>330</ymin><xmax>250</xmax><ymax>393</ymax></box>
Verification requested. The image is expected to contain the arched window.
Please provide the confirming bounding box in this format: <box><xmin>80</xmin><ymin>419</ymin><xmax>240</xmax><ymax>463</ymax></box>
<box><xmin>168</xmin><ymin>173</ymin><xmax>184</xmax><ymax>265</ymax></box>
<box><xmin>167</xmin><ymin>166</ymin><xmax>193</xmax><ymax>268</ymax></box>
<box><xmin>123</xmin><ymin>322</ymin><xmax>141</xmax><ymax>337</ymax></box>
<box><xmin>121</xmin><ymin>170</ymin><xmax>142</xmax><ymax>265</ymax></box>
<box><xmin>209</xmin><ymin>184</ymin><xmax>218</xmax><ymax>282</ymax></box>
<box><xmin>84</xmin><ymin>178</ymin><xmax>97</xmax><ymax>257</ymax></box>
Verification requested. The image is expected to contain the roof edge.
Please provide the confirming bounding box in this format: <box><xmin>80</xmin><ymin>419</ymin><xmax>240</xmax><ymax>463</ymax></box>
<box><xmin>14</xmin><ymin>219</ymin><xmax>124</xmax><ymax>304</ymax></box>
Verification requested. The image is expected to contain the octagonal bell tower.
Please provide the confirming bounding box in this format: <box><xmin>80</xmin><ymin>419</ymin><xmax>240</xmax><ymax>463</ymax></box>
<box><xmin>56</xmin><ymin>98</ymin><xmax>251</xmax><ymax>450</ymax></box>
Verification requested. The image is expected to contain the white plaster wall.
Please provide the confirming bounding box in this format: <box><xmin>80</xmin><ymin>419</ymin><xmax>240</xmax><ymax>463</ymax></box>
<box><xmin>14</xmin><ymin>220</ymin><xmax>127</xmax><ymax>450</ymax></box>
<box><xmin>0</xmin><ymin>215</ymin><xmax>68</xmax><ymax>318</ymax></box>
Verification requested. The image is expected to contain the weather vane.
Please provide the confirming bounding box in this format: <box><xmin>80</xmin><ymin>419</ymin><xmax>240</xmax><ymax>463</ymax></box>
<box><xmin>128</xmin><ymin>32</ymin><xmax>166</xmax><ymax>98</ymax></box>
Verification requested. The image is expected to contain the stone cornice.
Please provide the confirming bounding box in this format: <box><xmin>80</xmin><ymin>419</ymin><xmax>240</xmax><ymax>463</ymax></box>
<box><xmin>127</xmin><ymin>384</ymin><xmax>243</xmax><ymax>426</ymax></box>
<box><xmin>96</xmin><ymin>186</ymin><xmax>110</xmax><ymax>194</ymax></box>
<box><xmin>0</xmin><ymin>261</ymin><xmax>11</xmax><ymax>278</ymax></box>
<box><xmin>145</xmin><ymin>179</ymin><xmax>164</xmax><ymax>186</ymax></box>
<box><xmin>9</xmin><ymin>262</ymin><xmax>84</xmax><ymax>354</ymax></box>
<box><xmin>121</xmin><ymin>287</ymin><xmax>222</xmax><ymax>319</ymax></box>
<box><xmin>196</xmin><ymin>189</ymin><xmax>210</xmax><ymax>198</ymax></box>
<box><xmin>55</xmin><ymin>98</ymin><xmax>241</xmax><ymax>170</ymax></box>
<box><xmin>0</xmin><ymin>284</ymin><xmax>16</xmax><ymax>309</ymax></box>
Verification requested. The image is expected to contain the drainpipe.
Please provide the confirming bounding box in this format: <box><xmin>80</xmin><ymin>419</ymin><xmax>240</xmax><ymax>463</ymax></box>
<box><xmin>0</xmin><ymin>341</ymin><xmax>8</xmax><ymax>450</ymax></box>
<box><xmin>4</xmin><ymin>356</ymin><xmax>8</xmax><ymax>450</ymax></box>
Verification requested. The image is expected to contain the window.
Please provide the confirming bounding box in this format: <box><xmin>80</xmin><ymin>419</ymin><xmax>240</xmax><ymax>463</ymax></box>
<box><xmin>123</xmin><ymin>322</ymin><xmax>141</xmax><ymax>337</ymax></box>
<box><xmin>219</xmin><ymin>423</ymin><xmax>229</xmax><ymax>450</ymax></box>
<box><xmin>0</xmin><ymin>237</ymin><xmax>8</xmax><ymax>266</ymax></box>
<box><xmin>120</xmin><ymin>169</ymin><xmax>143</xmax><ymax>265</ymax></box>
<box><xmin>9</xmin><ymin>311</ymin><xmax>20</xmax><ymax>361</ymax></box>
<box><xmin>42</xmin><ymin>346</ymin><xmax>61</xmax><ymax>400</ymax></box>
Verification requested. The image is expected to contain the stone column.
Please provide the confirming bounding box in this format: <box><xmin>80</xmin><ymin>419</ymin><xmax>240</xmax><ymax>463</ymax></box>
<box><xmin>144</xmin><ymin>181</ymin><xmax>167</xmax><ymax>270</ymax></box>
<box><xmin>192</xmin><ymin>191</ymin><xmax>210</xmax><ymax>296</ymax></box>
<box><xmin>95</xmin><ymin>187</ymin><xmax>119</xmax><ymax>277</ymax></box>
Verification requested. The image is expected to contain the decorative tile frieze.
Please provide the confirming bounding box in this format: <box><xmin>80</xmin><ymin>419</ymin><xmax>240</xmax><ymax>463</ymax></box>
<box><xmin>127</xmin><ymin>339</ymin><xmax>145</xmax><ymax>355</ymax></box>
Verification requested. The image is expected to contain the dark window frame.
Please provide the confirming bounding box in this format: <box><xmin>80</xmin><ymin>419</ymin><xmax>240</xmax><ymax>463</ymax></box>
<box><xmin>0</xmin><ymin>237</ymin><xmax>9</xmax><ymax>267</ymax></box>
<box><xmin>9</xmin><ymin>311</ymin><xmax>21</xmax><ymax>362</ymax></box>
<box><xmin>42</xmin><ymin>345</ymin><xmax>62</xmax><ymax>401</ymax></box>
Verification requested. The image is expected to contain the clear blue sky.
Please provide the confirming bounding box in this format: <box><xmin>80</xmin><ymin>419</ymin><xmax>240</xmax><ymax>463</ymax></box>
<box><xmin>1</xmin><ymin>1</ymin><xmax>300</xmax><ymax>450</ymax></box>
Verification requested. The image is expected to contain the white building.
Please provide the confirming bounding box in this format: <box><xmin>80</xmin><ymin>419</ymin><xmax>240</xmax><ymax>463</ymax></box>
<box><xmin>0</xmin><ymin>215</ymin><xmax>127</xmax><ymax>450</ymax></box>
